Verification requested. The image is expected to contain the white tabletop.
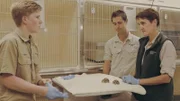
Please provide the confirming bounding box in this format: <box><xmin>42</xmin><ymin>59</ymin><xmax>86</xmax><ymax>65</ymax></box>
<box><xmin>53</xmin><ymin>73</ymin><xmax>146</xmax><ymax>97</ymax></box>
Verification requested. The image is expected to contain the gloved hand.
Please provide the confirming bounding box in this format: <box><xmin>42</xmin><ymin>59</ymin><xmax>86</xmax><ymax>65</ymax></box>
<box><xmin>62</xmin><ymin>75</ymin><xmax>75</xmax><ymax>80</ymax></box>
<box><xmin>122</xmin><ymin>75</ymin><xmax>139</xmax><ymax>85</ymax></box>
<box><xmin>46</xmin><ymin>83</ymin><xmax>68</xmax><ymax>100</ymax></box>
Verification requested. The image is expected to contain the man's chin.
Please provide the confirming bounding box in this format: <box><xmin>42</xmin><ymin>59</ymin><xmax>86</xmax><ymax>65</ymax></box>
<box><xmin>32</xmin><ymin>30</ymin><xmax>40</xmax><ymax>34</ymax></box>
<box><xmin>142</xmin><ymin>32</ymin><xmax>148</xmax><ymax>36</ymax></box>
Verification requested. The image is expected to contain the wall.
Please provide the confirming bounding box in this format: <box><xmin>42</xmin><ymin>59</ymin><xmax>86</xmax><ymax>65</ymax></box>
<box><xmin>37</xmin><ymin>0</ymin><xmax>79</xmax><ymax>68</ymax></box>
<box><xmin>0</xmin><ymin>0</ymin><xmax>79</xmax><ymax>70</ymax></box>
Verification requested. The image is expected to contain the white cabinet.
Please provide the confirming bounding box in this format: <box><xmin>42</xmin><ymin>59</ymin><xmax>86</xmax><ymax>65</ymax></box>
<box><xmin>108</xmin><ymin>0</ymin><xmax>151</xmax><ymax>4</ymax></box>
<box><xmin>142</xmin><ymin>0</ymin><xmax>180</xmax><ymax>8</ymax></box>
<box><xmin>111</xmin><ymin>0</ymin><xmax>156</xmax><ymax>5</ymax></box>
<box><xmin>139</xmin><ymin>0</ymin><xmax>155</xmax><ymax>5</ymax></box>
<box><xmin>109</xmin><ymin>0</ymin><xmax>180</xmax><ymax>8</ymax></box>
<box><xmin>162</xmin><ymin>0</ymin><xmax>180</xmax><ymax>8</ymax></box>
<box><xmin>136</xmin><ymin>0</ymin><xmax>167</xmax><ymax>6</ymax></box>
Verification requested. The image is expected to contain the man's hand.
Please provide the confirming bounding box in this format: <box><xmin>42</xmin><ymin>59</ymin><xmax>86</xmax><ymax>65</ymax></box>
<box><xmin>122</xmin><ymin>75</ymin><xmax>139</xmax><ymax>85</ymax></box>
<box><xmin>45</xmin><ymin>83</ymin><xmax>68</xmax><ymax>100</ymax></box>
<box><xmin>38</xmin><ymin>79</ymin><xmax>52</xmax><ymax>86</ymax></box>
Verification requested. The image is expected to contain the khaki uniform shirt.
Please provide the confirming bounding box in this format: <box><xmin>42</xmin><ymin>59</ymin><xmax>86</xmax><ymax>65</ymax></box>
<box><xmin>0</xmin><ymin>28</ymin><xmax>41</xmax><ymax>101</ymax></box>
<box><xmin>104</xmin><ymin>33</ymin><xmax>139</xmax><ymax>77</ymax></box>
<box><xmin>144</xmin><ymin>33</ymin><xmax>177</xmax><ymax>77</ymax></box>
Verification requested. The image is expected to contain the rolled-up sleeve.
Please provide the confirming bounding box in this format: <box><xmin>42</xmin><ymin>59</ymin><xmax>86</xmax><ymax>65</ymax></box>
<box><xmin>0</xmin><ymin>39</ymin><xmax>17</xmax><ymax>75</ymax></box>
<box><xmin>160</xmin><ymin>40</ymin><xmax>177</xmax><ymax>77</ymax></box>
<box><xmin>103</xmin><ymin>41</ymin><xmax>112</xmax><ymax>60</ymax></box>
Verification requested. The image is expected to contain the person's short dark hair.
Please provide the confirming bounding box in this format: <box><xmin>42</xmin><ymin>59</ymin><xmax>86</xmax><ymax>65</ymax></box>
<box><xmin>136</xmin><ymin>8</ymin><xmax>159</xmax><ymax>26</ymax></box>
<box><xmin>111</xmin><ymin>10</ymin><xmax>127</xmax><ymax>22</ymax></box>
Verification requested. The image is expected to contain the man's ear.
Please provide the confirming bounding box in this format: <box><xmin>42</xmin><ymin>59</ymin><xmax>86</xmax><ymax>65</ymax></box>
<box><xmin>22</xmin><ymin>16</ymin><xmax>28</xmax><ymax>25</ymax></box>
<box><xmin>152</xmin><ymin>19</ymin><xmax>157</xmax><ymax>26</ymax></box>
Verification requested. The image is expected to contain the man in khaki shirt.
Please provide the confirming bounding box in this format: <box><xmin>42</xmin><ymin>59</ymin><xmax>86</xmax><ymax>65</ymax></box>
<box><xmin>103</xmin><ymin>10</ymin><xmax>139</xmax><ymax>78</ymax></box>
<box><xmin>0</xmin><ymin>1</ymin><xmax>69</xmax><ymax>101</ymax></box>
<box><xmin>101</xmin><ymin>10</ymin><xmax>139</xmax><ymax>101</ymax></box>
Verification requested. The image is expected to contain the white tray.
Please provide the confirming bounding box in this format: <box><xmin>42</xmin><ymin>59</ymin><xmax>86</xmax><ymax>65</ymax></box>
<box><xmin>53</xmin><ymin>73</ymin><xmax>146</xmax><ymax>97</ymax></box>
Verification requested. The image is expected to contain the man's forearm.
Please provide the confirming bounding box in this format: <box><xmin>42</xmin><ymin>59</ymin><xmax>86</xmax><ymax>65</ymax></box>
<box><xmin>0</xmin><ymin>74</ymin><xmax>48</xmax><ymax>96</ymax></box>
<box><xmin>103</xmin><ymin>61</ymin><xmax>111</xmax><ymax>74</ymax></box>
<box><xmin>103</xmin><ymin>68</ymin><xmax>110</xmax><ymax>74</ymax></box>
<box><xmin>139</xmin><ymin>74</ymin><xmax>171</xmax><ymax>85</ymax></box>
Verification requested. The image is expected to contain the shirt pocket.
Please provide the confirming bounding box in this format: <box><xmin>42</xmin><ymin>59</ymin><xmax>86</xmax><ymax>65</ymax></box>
<box><xmin>111</xmin><ymin>48</ymin><xmax>121</xmax><ymax>58</ymax></box>
<box><xmin>18</xmin><ymin>53</ymin><xmax>31</xmax><ymax>65</ymax></box>
<box><xmin>125</xmin><ymin>44</ymin><xmax>138</xmax><ymax>57</ymax></box>
<box><xmin>111</xmin><ymin>43</ymin><xmax>122</xmax><ymax>55</ymax></box>
<box><xmin>33</xmin><ymin>52</ymin><xmax>39</xmax><ymax>66</ymax></box>
<box><xmin>17</xmin><ymin>52</ymin><xmax>32</xmax><ymax>81</ymax></box>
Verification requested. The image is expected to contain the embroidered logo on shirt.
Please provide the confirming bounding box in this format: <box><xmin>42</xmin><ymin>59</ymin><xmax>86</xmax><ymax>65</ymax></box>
<box><xmin>149</xmin><ymin>51</ymin><xmax>156</xmax><ymax>54</ymax></box>
<box><xmin>129</xmin><ymin>43</ymin><xmax>135</xmax><ymax>46</ymax></box>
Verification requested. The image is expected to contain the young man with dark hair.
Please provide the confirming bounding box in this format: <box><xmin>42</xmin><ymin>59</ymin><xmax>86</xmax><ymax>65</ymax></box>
<box><xmin>101</xmin><ymin>9</ymin><xmax>139</xmax><ymax>101</ymax></box>
<box><xmin>122</xmin><ymin>8</ymin><xmax>176</xmax><ymax>101</ymax></box>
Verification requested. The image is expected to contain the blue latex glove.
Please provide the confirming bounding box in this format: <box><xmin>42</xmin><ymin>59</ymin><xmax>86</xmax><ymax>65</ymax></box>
<box><xmin>122</xmin><ymin>75</ymin><xmax>139</xmax><ymax>85</ymax></box>
<box><xmin>46</xmin><ymin>83</ymin><xmax>68</xmax><ymax>100</ymax></box>
<box><xmin>62</xmin><ymin>75</ymin><xmax>75</xmax><ymax>80</ymax></box>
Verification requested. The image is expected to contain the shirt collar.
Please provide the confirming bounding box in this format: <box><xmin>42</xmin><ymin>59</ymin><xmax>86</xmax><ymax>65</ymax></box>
<box><xmin>149</xmin><ymin>32</ymin><xmax>160</xmax><ymax>45</ymax></box>
<box><xmin>145</xmin><ymin>32</ymin><xmax>160</xmax><ymax>49</ymax></box>
<box><xmin>15</xmin><ymin>28</ymin><xmax>35</xmax><ymax>44</ymax></box>
<box><xmin>114</xmin><ymin>32</ymin><xmax>132</xmax><ymax>43</ymax></box>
